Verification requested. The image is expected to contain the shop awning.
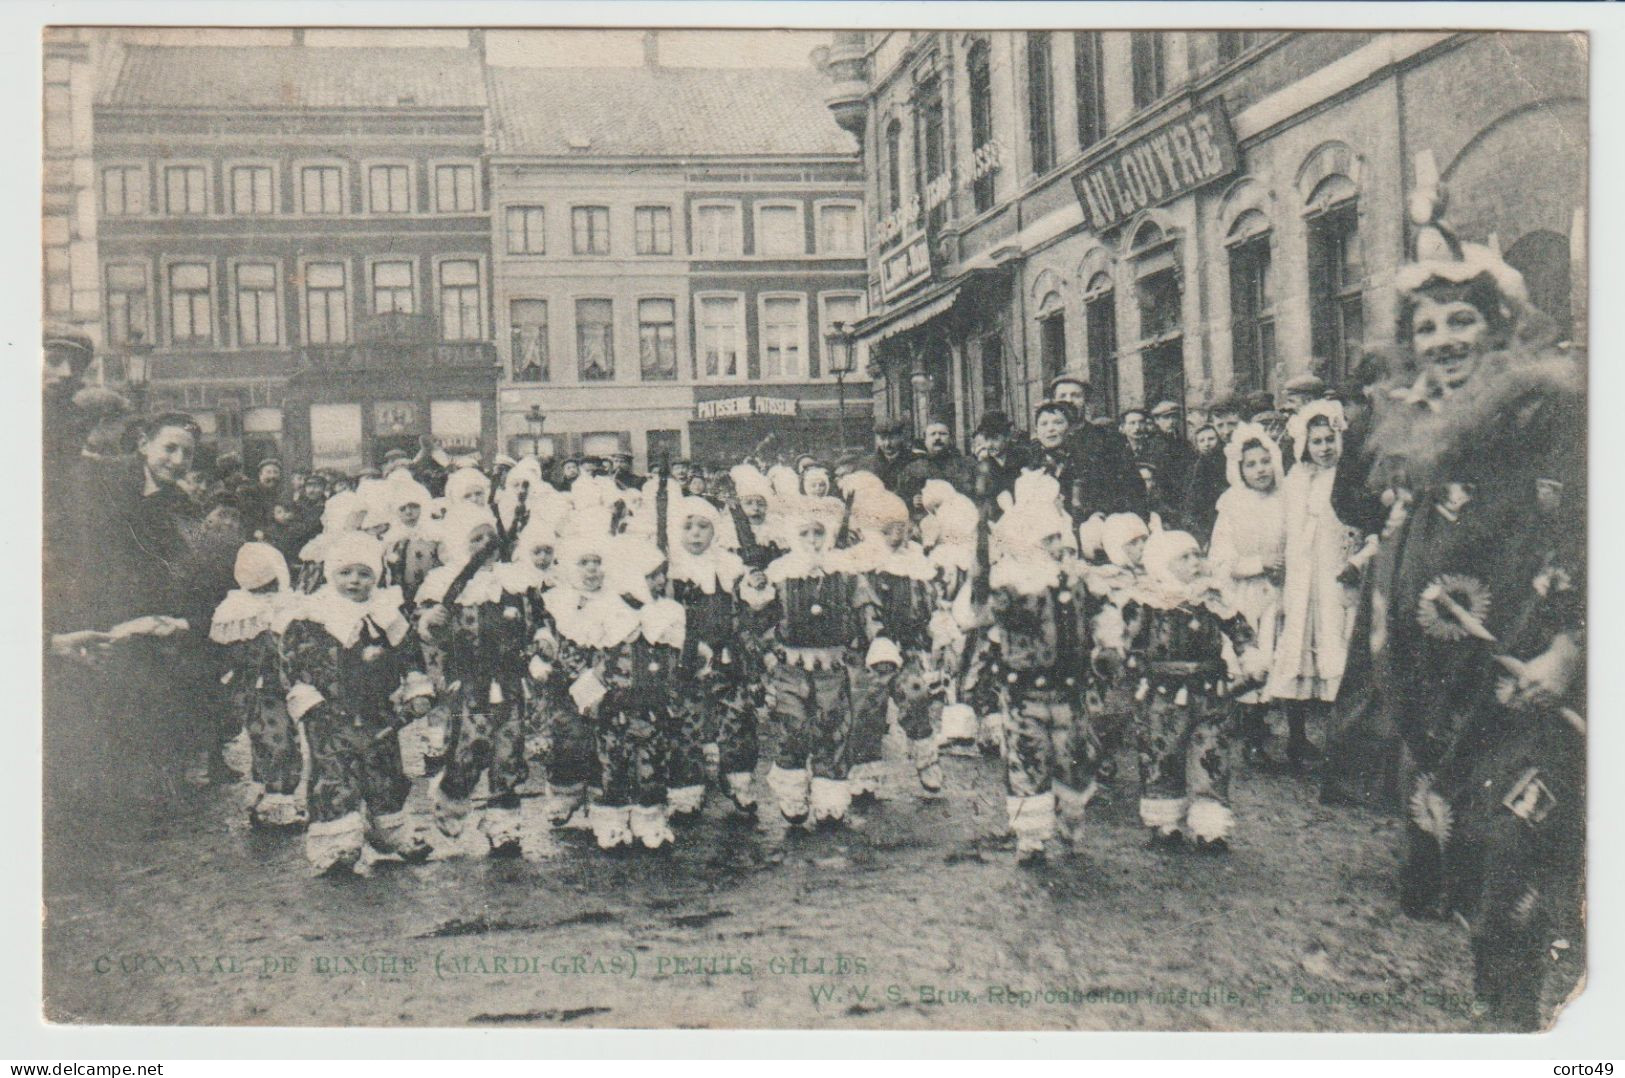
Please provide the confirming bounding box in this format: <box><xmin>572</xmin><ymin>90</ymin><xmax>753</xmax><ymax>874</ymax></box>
<box><xmin>853</xmin><ymin>283</ymin><xmax>961</xmax><ymax>344</ymax></box>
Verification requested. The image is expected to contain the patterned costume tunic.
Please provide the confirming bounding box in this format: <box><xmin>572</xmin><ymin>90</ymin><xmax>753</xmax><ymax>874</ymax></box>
<box><xmin>669</xmin><ymin>561</ymin><xmax>765</xmax><ymax>802</ymax></box>
<box><xmin>210</xmin><ymin>590</ymin><xmax>300</xmax><ymax>808</ymax></box>
<box><xmin>419</xmin><ymin>565</ymin><xmax>533</xmax><ymax>818</ymax></box>
<box><xmin>1115</xmin><ymin>584</ymin><xmax>1257</xmax><ymax>841</ymax></box>
<box><xmin>278</xmin><ymin>588</ymin><xmax>432</xmax><ymax>869</ymax></box>
<box><xmin>987</xmin><ymin>564</ymin><xmax>1104</xmax><ymax>828</ymax></box>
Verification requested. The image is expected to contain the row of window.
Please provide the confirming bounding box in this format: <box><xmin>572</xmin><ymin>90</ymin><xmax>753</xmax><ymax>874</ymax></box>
<box><xmin>104</xmin><ymin>257</ymin><xmax>486</xmax><ymax>349</ymax></box>
<box><xmin>1024</xmin><ymin>199</ymin><xmax>1362</xmax><ymax>418</ymax></box>
<box><xmin>888</xmin><ymin>31</ymin><xmax>1271</xmax><ymax>220</ymax></box>
<box><xmin>100</xmin><ymin>160</ymin><xmax>481</xmax><ymax>218</ymax></box>
<box><xmin>503</xmin><ymin>200</ymin><xmax>864</xmax><ymax>258</ymax></box>
<box><xmin>508</xmin><ymin>292</ymin><xmax>864</xmax><ymax>385</ymax></box>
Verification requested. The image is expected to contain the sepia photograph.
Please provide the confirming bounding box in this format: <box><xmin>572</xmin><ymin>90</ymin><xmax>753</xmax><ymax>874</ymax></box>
<box><xmin>35</xmin><ymin>18</ymin><xmax>1589</xmax><ymax>1037</ymax></box>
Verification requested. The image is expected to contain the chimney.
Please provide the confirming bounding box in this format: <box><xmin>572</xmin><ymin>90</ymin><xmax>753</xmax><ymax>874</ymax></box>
<box><xmin>643</xmin><ymin>30</ymin><xmax>660</xmax><ymax>68</ymax></box>
<box><xmin>468</xmin><ymin>28</ymin><xmax>486</xmax><ymax>62</ymax></box>
<box><xmin>291</xmin><ymin>28</ymin><xmax>305</xmax><ymax>46</ymax></box>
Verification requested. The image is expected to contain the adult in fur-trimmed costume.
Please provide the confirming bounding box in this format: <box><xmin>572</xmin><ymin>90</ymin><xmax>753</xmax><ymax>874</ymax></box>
<box><xmin>1357</xmin><ymin>183</ymin><xmax>1584</xmax><ymax>1029</ymax></box>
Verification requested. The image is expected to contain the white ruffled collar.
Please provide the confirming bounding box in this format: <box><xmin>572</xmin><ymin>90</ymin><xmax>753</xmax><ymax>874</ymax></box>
<box><xmin>989</xmin><ymin>555</ymin><xmax>1064</xmax><ymax>597</ymax></box>
<box><xmin>209</xmin><ymin>589</ymin><xmax>287</xmax><ymax>644</ymax></box>
<box><xmin>283</xmin><ymin>586</ymin><xmax>409</xmax><ymax>648</ymax></box>
<box><xmin>765</xmin><ymin>546</ymin><xmax>838</xmax><ymax>584</ymax></box>
<box><xmin>836</xmin><ymin>538</ymin><xmax>936</xmax><ymax>581</ymax></box>
<box><xmin>670</xmin><ymin>545</ymin><xmax>745</xmax><ymax>596</ymax></box>
<box><xmin>543</xmin><ymin>586</ymin><xmax>642</xmax><ymax>649</ymax></box>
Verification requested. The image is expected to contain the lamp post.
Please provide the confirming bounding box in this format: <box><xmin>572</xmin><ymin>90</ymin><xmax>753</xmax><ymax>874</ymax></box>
<box><xmin>824</xmin><ymin>321</ymin><xmax>858</xmax><ymax>452</ymax></box>
<box><xmin>123</xmin><ymin>334</ymin><xmax>155</xmax><ymax>415</ymax></box>
<box><xmin>524</xmin><ymin>403</ymin><xmax>546</xmax><ymax>459</ymax></box>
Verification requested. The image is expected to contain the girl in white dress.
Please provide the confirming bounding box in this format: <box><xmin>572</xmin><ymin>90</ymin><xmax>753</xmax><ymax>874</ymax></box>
<box><xmin>1206</xmin><ymin>423</ymin><xmax>1286</xmax><ymax>760</ymax></box>
<box><xmin>1265</xmin><ymin>400</ymin><xmax>1363</xmax><ymax>770</ymax></box>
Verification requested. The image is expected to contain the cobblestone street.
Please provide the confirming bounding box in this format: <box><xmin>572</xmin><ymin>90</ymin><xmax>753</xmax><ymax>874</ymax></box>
<box><xmin>43</xmin><ymin>735</ymin><xmax>1577</xmax><ymax>1031</ymax></box>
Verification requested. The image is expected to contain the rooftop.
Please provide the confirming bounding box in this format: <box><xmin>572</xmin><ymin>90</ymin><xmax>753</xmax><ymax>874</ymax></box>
<box><xmin>488</xmin><ymin>65</ymin><xmax>856</xmax><ymax>158</ymax></box>
<box><xmin>99</xmin><ymin>45</ymin><xmax>488</xmax><ymax>110</ymax></box>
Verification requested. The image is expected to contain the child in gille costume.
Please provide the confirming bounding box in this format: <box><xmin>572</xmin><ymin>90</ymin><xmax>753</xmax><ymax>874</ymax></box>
<box><xmin>842</xmin><ymin>487</ymin><xmax>946</xmax><ymax>801</ymax></box>
<box><xmin>416</xmin><ymin>505</ymin><xmax>534</xmax><ymax>856</ymax></box>
<box><xmin>542</xmin><ymin>527</ymin><xmax>685</xmax><ymax>850</ymax></box>
<box><xmin>1098</xmin><ymin>529</ymin><xmax>1267</xmax><ymax>852</ymax></box>
<box><xmin>667</xmin><ymin>495</ymin><xmax>769</xmax><ymax>818</ymax></box>
<box><xmin>278</xmin><ymin>532</ymin><xmax>437</xmax><ymax>876</ymax></box>
<box><xmin>981</xmin><ymin>473</ymin><xmax>1104</xmax><ymax>865</ymax></box>
<box><xmin>209</xmin><ymin>541</ymin><xmax>303</xmax><ymax>829</ymax></box>
<box><xmin>761</xmin><ymin>495</ymin><xmax>883</xmax><ymax>829</ymax></box>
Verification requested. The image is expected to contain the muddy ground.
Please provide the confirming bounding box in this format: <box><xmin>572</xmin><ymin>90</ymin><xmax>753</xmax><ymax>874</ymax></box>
<box><xmin>41</xmin><ymin>724</ymin><xmax>1582</xmax><ymax>1032</ymax></box>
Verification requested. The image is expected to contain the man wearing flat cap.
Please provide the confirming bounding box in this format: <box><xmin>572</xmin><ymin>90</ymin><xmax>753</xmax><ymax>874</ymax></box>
<box><xmin>869</xmin><ymin>415</ymin><xmax>923</xmax><ymax>494</ymax></box>
<box><xmin>1040</xmin><ymin>374</ymin><xmax>1146</xmax><ymax>519</ymax></box>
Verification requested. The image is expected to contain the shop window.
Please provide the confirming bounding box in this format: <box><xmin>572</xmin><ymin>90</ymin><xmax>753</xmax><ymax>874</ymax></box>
<box><xmin>303</xmin><ymin>262</ymin><xmax>347</xmax><ymax>344</ymax></box>
<box><xmin>105</xmin><ymin>263</ymin><xmax>149</xmax><ymax>347</ymax></box>
<box><xmin>1228</xmin><ymin>228</ymin><xmax>1275</xmax><ymax>395</ymax></box>
<box><xmin>231</xmin><ymin>166</ymin><xmax>275</xmax><ymax>216</ymax></box>
<box><xmin>300</xmin><ymin>165</ymin><xmax>343</xmax><ymax>215</ymax></box>
<box><xmin>635</xmin><ymin>206</ymin><xmax>673</xmax><ymax>255</ymax></box>
<box><xmin>1504</xmin><ymin>229</ymin><xmax>1572</xmax><ymax>340</ymax></box>
<box><xmin>430</xmin><ymin>400</ymin><xmax>482</xmax><ymax>456</ymax></box>
<box><xmin>698</xmin><ymin>295</ymin><xmax>743</xmax><ymax>379</ymax></box>
<box><xmin>235</xmin><ymin>263</ymin><xmax>280</xmax><ymax>347</ymax></box>
<box><xmin>168</xmin><ymin>262</ymin><xmax>213</xmax><ymax>345</ymax></box>
<box><xmin>647</xmin><ymin>429</ymin><xmax>683</xmax><ymax>468</ymax></box>
<box><xmin>1026</xmin><ymin>32</ymin><xmax>1055</xmax><ymax>175</ymax></box>
<box><xmin>310</xmin><ymin>403</ymin><xmax>364</xmax><ymax>474</ymax></box>
<box><xmin>576</xmin><ymin>298</ymin><xmax>615</xmax><ymax>381</ymax></box>
<box><xmin>1074</xmin><ymin>32</ymin><xmax>1105</xmax><ymax>151</ymax></box>
<box><xmin>1131</xmin><ymin>32</ymin><xmax>1166</xmax><ymax>111</ymax></box>
<box><xmin>165</xmin><ymin>165</ymin><xmax>208</xmax><ymax>216</ymax></box>
<box><xmin>1307</xmin><ymin>199</ymin><xmax>1363</xmax><ymax>384</ymax></box>
<box><xmin>572</xmin><ymin>206</ymin><xmax>611</xmax><ymax>255</ymax></box>
<box><xmin>1083</xmin><ymin>273</ymin><xmax>1118</xmax><ymax>418</ymax></box>
<box><xmin>638</xmin><ymin>298</ymin><xmax>678</xmax><ymax>381</ymax></box>
<box><xmin>510</xmin><ymin>298</ymin><xmax>549</xmax><ymax>383</ymax></box>
<box><xmin>967</xmin><ymin>40</ymin><xmax>996</xmax><ymax>213</ymax></box>
<box><xmin>437</xmin><ymin>260</ymin><xmax>481</xmax><ymax>342</ymax></box>
<box><xmin>102</xmin><ymin>165</ymin><xmax>147</xmax><ymax>216</ymax></box>
<box><xmin>581</xmin><ymin>432</ymin><xmax>625</xmax><ymax>460</ymax></box>
<box><xmin>371</xmin><ymin>261</ymin><xmax>415</xmax><ymax>315</ymax></box>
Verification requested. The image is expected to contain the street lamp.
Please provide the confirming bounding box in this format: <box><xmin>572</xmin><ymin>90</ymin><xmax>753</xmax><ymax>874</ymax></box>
<box><xmin>123</xmin><ymin>333</ymin><xmax>155</xmax><ymax>415</ymax></box>
<box><xmin>524</xmin><ymin>403</ymin><xmax>546</xmax><ymax>458</ymax></box>
<box><xmin>824</xmin><ymin>321</ymin><xmax>858</xmax><ymax>452</ymax></box>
